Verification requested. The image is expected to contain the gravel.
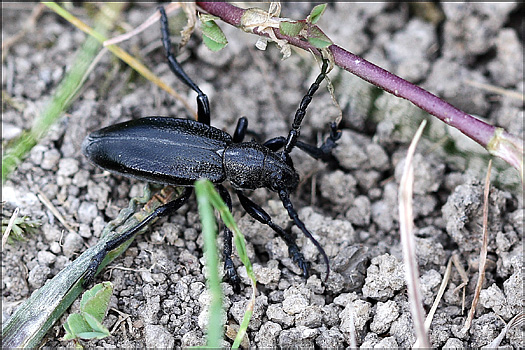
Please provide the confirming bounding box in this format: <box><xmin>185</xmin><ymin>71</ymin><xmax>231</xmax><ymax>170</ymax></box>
<box><xmin>2</xmin><ymin>3</ymin><xmax>522</xmax><ymax>348</ymax></box>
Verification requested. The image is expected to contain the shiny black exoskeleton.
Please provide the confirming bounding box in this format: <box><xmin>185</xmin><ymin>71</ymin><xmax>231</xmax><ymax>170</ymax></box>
<box><xmin>82</xmin><ymin>6</ymin><xmax>342</xmax><ymax>289</ymax></box>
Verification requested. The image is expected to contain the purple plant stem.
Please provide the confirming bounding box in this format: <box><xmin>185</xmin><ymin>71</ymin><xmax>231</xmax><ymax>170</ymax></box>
<box><xmin>331</xmin><ymin>46</ymin><xmax>493</xmax><ymax>144</ymax></box>
<box><xmin>196</xmin><ymin>2</ymin><xmax>522</xmax><ymax>175</ymax></box>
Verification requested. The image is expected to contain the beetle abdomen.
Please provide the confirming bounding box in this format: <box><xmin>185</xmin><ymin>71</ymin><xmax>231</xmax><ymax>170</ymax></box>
<box><xmin>82</xmin><ymin>117</ymin><xmax>231</xmax><ymax>185</ymax></box>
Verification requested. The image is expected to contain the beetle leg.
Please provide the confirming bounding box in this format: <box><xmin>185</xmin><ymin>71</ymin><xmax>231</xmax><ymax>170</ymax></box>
<box><xmin>235</xmin><ymin>190</ymin><xmax>309</xmax><ymax>278</ymax></box>
<box><xmin>216</xmin><ymin>185</ymin><xmax>241</xmax><ymax>292</ymax></box>
<box><xmin>159</xmin><ymin>6</ymin><xmax>211</xmax><ymax>125</ymax></box>
<box><xmin>264</xmin><ymin>121</ymin><xmax>342</xmax><ymax>162</ymax></box>
<box><xmin>294</xmin><ymin>122</ymin><xmax>342</xmax><ymax>161</ymax></box>
<box><xmin>232</xmin><ymin>117</ymin><xmax>248</xmax><ymax>143</ymax></box>
<box><xmin>83</xmin><ymin>187</ymin><xmax>193</xmax><ymax>288</ymax></box>
<box><xmin>263</xmin><ymin>136</ymin><xmax>286</xmax><ymax>151</ymax></box>
<box><xmin>278</xmin><ymin>189</ymin><xmax>330</xmax><ymax>282</ymax></box>
<box><xmin>233</xmin><ymin>117</ymin><xmax>263</xmax><ymax>143</ymax></box>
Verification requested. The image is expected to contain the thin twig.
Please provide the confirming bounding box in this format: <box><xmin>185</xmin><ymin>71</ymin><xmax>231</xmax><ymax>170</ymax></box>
<box><xmin>64</xmin><ymin>47</ymin><xmax>110</xmax><ymax>108</ymax></box>
<box><xmin>109</xmin><ymin>307</ymin><xmax>131</xmax><ymax>335</ymax></box>
<box><xmin>2</xmin><ymin>4</ymin><xmax>46</xmax><ymax>62</ymax></box>
<box><xmin>103</xmin><ymin>3</ymin><xmax>182</xmax><ymax>46</ymax></box>
<box><xmin>465</xmin><ymin>79</ymin><xmax>524</xmax><ymax>102</ymax></box>
<box><xmin>36</xmin><ymin>189</ymin><xmax>76</xmax><ymax>233</ymax></box>
<box><xmin>44</xmin><ymin>3</ymin><xmax>195</xmax><ymax>118</ymax></box>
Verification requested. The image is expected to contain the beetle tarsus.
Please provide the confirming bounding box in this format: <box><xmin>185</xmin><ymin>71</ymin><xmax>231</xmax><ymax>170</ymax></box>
<box><xmin>263</xmin><ymin>122</ymin><xmax>341</xmax><ymax>162</ymax></box>
<box><xmin>83</xmin><ymin>250</ymin><xmax>106</xmax><ymax>288</ymax></box>
<box><xmin>224</xmin><ymin>258</ymin><xmax>241</xmax><ymax>293</ymax></box>
<box><xmin>287</xmin><ymin>244</ymin><xmax>310</xmax><ymax>279</ymax></box>
<box><xmin>236</xmin><ymin>190</ymin><xmax>313</xmax><ymax>277</ymax></box>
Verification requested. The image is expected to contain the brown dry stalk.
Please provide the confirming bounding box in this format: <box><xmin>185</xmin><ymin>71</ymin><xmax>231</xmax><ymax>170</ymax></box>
<box><xmin>398</xmin><ymin>120</ymin><xmax>430</xmax><ymax>348</ymax></box>
<box><xmin>462</xmin><ymin>159</ymin><xmax>493</xmax><ymax>332</ymax></box>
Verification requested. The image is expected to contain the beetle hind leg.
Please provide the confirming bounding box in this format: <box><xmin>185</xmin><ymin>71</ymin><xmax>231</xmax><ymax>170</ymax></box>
<box><xmin>83</xmin><ymin>187</ymin><xmax>193</xmax><ymax>288</ymax></box>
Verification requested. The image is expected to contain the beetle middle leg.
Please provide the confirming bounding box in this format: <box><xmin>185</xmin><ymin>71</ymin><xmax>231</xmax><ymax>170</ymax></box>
<box><xmin>159</xmin><ymin>6</ymin><xmax>211</xmax><ymax>125</ymax></box>
<box><xmin>235</xmin><ymin>190</ymin><xmax>309</xmax><ymax>277</ymax></box>
<box><xmin>83</xmin><ymin>187</ymin><xmax>193</xmax><ymax>288</ymax></box>
<box><xmin>233</xmin><ymin>117</ymin><xmax>248</xmax><ymax>143</ymax></box>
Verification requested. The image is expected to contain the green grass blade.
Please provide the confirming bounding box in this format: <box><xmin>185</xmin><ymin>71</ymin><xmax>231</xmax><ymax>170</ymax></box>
<box><xmin>195</xmin><ymin>179</ymin><xmax>256</xmax><ymax>348</ymax></box>
<box><xmin>2</xmin><ymin>3</ymin><xmax>125</xmax><ymax>184</ymax></box>
<box><xmin>195</xmin><ymin>180</ymin><xmax>224</xmax><ymax>347</ymax></box>
<box><xmin>205</xmin><ymin>182</ymin><xmax>255</xmax><ymax>281</ymax></box>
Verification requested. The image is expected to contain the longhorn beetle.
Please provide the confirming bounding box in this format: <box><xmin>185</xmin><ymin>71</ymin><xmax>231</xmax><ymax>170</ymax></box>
<box><xmin>82</xmin><ymin>6</ymin><xmax>342</xmax><ymax>289</ymax></box>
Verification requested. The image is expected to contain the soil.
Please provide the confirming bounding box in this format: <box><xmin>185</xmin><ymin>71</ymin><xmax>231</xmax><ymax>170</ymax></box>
<box><xmin>2</xmin><ymin>3</ymin><xmax>523</xmax><ymax>348</ymax></box>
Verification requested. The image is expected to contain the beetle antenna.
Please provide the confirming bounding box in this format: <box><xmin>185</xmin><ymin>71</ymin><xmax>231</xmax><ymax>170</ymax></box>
<box><xmin>282</xmin><ymin>58</ymin><xmax>329</xmax><ymax>160</ymax></box>
<box><xmin>279</xmin><ymin>189</ymin><xmax>330</xmax><ymax>281</ymax></box>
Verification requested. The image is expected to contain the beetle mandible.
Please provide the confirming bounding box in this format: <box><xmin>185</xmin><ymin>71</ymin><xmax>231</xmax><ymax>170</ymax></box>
<box><xmin>82</xmin><ymin>6</ymin><xmax>342</xmax><ymax>288</ymax></box>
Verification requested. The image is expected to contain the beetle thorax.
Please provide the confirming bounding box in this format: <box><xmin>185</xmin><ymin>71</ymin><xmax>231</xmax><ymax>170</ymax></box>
<box><xmin>223</xmin><ymin>142</ymin><xmax>299</xmax><ymax>192</ymax></box>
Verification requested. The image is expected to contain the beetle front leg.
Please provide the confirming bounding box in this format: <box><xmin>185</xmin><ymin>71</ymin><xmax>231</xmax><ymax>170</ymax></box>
<box><xmin>235</xmin><ymin>190</ymin><xmax>309</xmax><ymax>278</ymax></box>
<box><xmin>278</xmin><ymin>189</ymin><xmax>330</xmax><ymax>281</ymax></box>
<box><xmin>296</xmin><ymin>121</ymin><xmax>342</xmax><ymax>162</ymax></box>
<box><xmin>264</xmin><ymin>121</ymin><xmax>342</xmax><ymax>162</ymax></box>
<box><xmin>216</xmin><ymin>185</ymin><xmax>241</xmax><ymax>292</ymax></box>
<box><xmin>83</xmin><ymin>187</ymin><xmax>193</xmax><ymax>288</ymax></box>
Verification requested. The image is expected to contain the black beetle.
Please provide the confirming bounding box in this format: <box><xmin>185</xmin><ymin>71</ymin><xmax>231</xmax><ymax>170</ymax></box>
<box><xmin>82</xmin><ymin>6</ymin><xmax>342</xmax><ymax>288</ymax></box>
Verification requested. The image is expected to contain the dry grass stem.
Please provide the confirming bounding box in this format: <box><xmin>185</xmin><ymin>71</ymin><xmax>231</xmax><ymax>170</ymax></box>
<box><xmin>465</xmin><ymin>79</ymin><xmax>524</xmax><ymax>101</ymax></box>
<box><xmin>486</xmin><ymin>312</ymin><xmax>524</xmax><ymax>347</ymax></box>
<box><xmin>398</xmin><ymin>119</ymin><xmax>430</xmax><ymax>348</ymax></box>
<box><xmin>36</xmin><ymin>189</ymin><xmax>76</xmax><ymax>233</ymax></box>
<box><xmin>2</xmin><ymin>207</ymin><xmax>20</xmax><ymax>251</ymax></box>
<box><xmin>424</xmin><ymin>258</ymin><xmax>453</xmax><ymax>331</ymax></box>
<box><xmin>452</xmin><ymin>253</ymin><xmax>469</xmax><ymax>313</ymax></box>
<box><xmin>103</xmin><ymin>3</ymin><xmax>182</xmax><ymax>46</ymax></box>
<box><xmin>347</xmin><ymin>302</ymin><xmax>358</xmax><ymax>348</ymax></box>
<box><xmin>462</xmin><ymin>159</ymin><xmax>493</xmax><ymax>332</ymax></box>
